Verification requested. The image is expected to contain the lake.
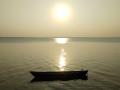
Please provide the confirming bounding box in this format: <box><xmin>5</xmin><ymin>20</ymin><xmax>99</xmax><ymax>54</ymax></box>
<box><xmin>0</xmin><ymin>37</ymin><xmax>120</xmax><ymax>90</ymax></box>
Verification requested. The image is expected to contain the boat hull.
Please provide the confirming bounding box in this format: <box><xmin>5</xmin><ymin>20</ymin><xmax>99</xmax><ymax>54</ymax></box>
<box><xmin>30</xmin><ymin>70</ymin><xmax>88</xmax><ymax>82</ymax></box>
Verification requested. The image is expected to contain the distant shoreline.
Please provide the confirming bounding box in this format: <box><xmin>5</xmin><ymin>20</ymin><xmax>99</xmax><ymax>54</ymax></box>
<box><xmin>0</xmin><ymin>37</ymin><xmax>120</xmax><ymax>42</ymax></box>
<box><xmin>0</xmin><ymin>37</ymin><xmax>120</xmax><ymax>43</ymax></box>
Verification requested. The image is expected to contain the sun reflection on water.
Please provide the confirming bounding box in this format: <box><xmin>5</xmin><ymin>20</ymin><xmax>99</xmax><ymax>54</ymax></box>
<box><xmin>54</xmin><ymin>38</ymin><xmax>69</xmax><ymax>44</ymax></box>
<box><xmin>58</xmin><ymin>49</ymin><xmax>66</xmax><ymax>71</ymax></box>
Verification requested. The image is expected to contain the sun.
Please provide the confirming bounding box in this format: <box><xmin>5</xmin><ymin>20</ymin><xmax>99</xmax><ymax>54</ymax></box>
<box><xmin>52</xmin><ymin>3</ymin><xmax>71</xmax><ymax>21</ymax></box>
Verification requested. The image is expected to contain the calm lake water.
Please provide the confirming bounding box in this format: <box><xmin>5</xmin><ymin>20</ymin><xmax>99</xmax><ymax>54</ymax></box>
<box><xmin>0</xmin><ymin>37</ymin><xmax>120</xmax><ymax>90</ymax></box>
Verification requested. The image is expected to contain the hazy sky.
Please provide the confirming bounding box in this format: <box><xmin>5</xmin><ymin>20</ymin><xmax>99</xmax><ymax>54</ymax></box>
<box><xmin>0</xmin><ymin>0</ymin><xmax>120</xmax><ymax>37</ymax></box>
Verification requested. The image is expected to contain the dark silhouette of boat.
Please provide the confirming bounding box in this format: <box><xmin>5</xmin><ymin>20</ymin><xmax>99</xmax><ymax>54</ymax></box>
<box><xmin>30</xmin><ymin>70</ymin><xmax>88</xmax><ymax>82</ymax></box>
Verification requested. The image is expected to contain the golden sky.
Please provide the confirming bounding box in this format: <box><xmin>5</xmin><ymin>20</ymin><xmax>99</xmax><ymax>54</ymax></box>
<box><xmin>0</xmin><ymin>0</ymin><xmax>120</xmax><ymax>37</ymax></box>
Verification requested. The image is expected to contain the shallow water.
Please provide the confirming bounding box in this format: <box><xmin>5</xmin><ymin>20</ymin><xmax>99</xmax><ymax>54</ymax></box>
<box><xmin>0</xmin><ymin>37</ymin><xmax>120</xmax><ymax>90</ymax></box>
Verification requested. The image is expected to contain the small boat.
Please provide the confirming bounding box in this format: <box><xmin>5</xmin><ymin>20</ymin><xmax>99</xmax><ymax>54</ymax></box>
<box><xmin>30</xmin><ymin>70</ymin><xmax>88</xmax><ymax>82</ymax></box>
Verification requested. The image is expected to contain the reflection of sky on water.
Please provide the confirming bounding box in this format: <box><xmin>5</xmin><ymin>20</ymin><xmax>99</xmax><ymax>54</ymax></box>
<box><xmin>58</xmin><ymin>49</ymin><xmax>66</xmax><ymax>71</ymax></box>
<box><xmin>0</xmin><ymin>37</ymin><xmax>120</xmax><ymax>90</ymax></box>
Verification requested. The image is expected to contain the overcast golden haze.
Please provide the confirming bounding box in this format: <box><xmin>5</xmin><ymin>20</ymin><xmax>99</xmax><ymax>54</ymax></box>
<box><xmin>0</xmin><ymin>0</ymin><xmax>120</xmax><ymax>37</ymax></box>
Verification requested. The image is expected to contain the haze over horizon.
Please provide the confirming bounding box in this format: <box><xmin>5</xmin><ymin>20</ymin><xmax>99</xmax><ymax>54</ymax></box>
<box><xmin>0</xmin><ymin>0</ymin><xmax>120</xmax><ymax>37</ymax></box>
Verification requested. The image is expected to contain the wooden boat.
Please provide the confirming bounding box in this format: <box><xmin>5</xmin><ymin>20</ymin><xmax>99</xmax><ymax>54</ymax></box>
<box><xmin>30</xmin><ymin>70</ymin><xmax>88</xmax><ymax>82</ymax></box>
